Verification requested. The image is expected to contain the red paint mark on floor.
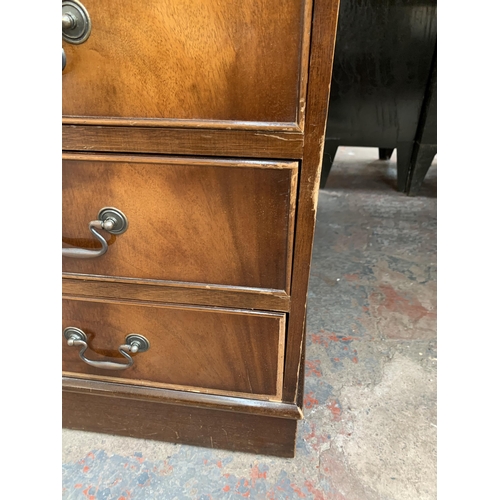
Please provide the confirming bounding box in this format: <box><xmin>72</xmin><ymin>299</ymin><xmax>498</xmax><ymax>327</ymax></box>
<box><xmin>217</xmin><ymin>460</ymin><xmax>222</xmax><ymax>468</ymax></box>
<box><xmin>305</xmin><ymin>359</ymin><xmax>322</xmax><ymax>377</ymax></box>
<box><xmin>372</xmin><ymin>284</ymin><xmax>436</xmax><ymax>322</ymax></box>
<box><xmin>327</xmin><ymin>400</ymin><xmax>342</xmax><ymax>421</ymax></box>
<box><xmin>304</xmin><ymin>426</ymin><xmax>316</xmax><ymax>440</ymax></box>
<box><xmin>74</xmin><ymin>484</ymin><xmax>82</xmax><ymax>488</ymax></box>
<box><xmin>87</xmin><ymin>452</ymin><xmax>95</xmax><ymax>460</ymax></box>
<box><xmin>303</xmin><ymin>392</ymin><xmax>319</xmax><ymax>409</ymax></box>
<box><xmin>333</xmin><ymin>357</ymin><xmax>340</xmax><ymax>362</ymax></box>
<box><xmin>341</xmin><ymin>336</ymin><xmax>357</xmax><ymax>342</ymax></box>
<box><xmin>135</xmin><ymin>456</ymin><xmax>145</xmax><ymax>464</ymax></box>
<box><xmin>82</xmin><ymin>486</ymin><xmax>95</xmax><ymax>500</ymax></box>
<box><xmin>304</xmin><ymin>424</ymin><xmax>330</xmax><ymax>451</ymax></box>
<box><xmin>82</xmin><ymin>466</ymin><xmax>90</xmax><ymax>473</ymax></box>
<box><xmin>352</xmin><ymin>357</ymin><xmax>358</xmax><ymax>363</ymax></box>
<box><xmin>159</xmin><ymin>462</ymin><xmax>173</xmax><ymax>475</ymax></box>
<box><xmin>249</xmin><ymin>464</ymin><xmax>268</xmax><ymax>488</ymax></box>
<box><xmin>304</xmin><ymin>480</ymin><xmax>326</xmax><ymax>500</ymax></box>
<box><xmin>311</xmin><ymin>334</ymin><xmax>330</xmax><ymax>347</ymax></box>
<box><xmin>344</xmin><ymin>274</ymin><xmax>359</xmax><ymax>281</ymax></box>
<box><xmin>290</xmin><ymin>483</ymin><xmax>307</xmax><ymax>497</ymax></box>
<box><xmin>223</xmin><ymin>485</ymin><xmax>230</xmax><ymax>492</ymax></box>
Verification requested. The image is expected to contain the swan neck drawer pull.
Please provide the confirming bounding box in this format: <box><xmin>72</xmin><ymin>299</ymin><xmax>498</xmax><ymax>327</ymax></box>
<box><xmin>62</xmin><ymin>207</ymin><xmax>128</xmax><ymax>259</ymax></box>
<box><xmin>63</xmin><ymin>327</ymin><xmax>150</xmax><ymax>370</ymax></box>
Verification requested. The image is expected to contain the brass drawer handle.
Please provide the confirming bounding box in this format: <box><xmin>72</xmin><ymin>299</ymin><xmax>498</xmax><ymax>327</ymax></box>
<box><xmin>62</xmin><ymin>207</ymin><xmax>128</xmax><ymax>259</ymax></box>
<box><xmin>64</xmin><ymin>327</ymin><xmax>150</xmax><ymax>370</ymax></box>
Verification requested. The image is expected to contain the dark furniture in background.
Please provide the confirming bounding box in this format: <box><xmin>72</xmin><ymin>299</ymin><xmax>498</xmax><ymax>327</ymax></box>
<box><xmin>320</xmin><ymin>0</ymin><xmax>437</xmax><ymax>195</ymax></box>
<box><xmin>405</xmin><ymin>49</ymin><xmax>436</xmax><ymax>195</ymax></box>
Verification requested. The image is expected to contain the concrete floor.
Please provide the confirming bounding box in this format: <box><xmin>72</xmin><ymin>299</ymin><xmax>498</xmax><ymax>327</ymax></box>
<box><xmin>62</xmin><ymin>147</ymin><xmax>437</xmax><ymax>499</ymax></box>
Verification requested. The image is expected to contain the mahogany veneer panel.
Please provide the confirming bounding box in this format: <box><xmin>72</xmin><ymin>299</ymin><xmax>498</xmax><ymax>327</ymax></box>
<box><xmin>62</xmin><ymin>154</ymin><xmax>297</xmax><ymax>291</ymax></box>
<box><xmin>62</xmin><ymin>298</ymin><xmax>285</xmax><ymax>398</ymax></box>
<box><xmin>62</xmin><ymin>0</ymin><xmax>312</xmax><ymax>128</ymax></box>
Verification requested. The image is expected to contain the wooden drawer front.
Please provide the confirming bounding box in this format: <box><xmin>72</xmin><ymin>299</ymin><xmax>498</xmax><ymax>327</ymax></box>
<box><xmin>63</xmin><ymin>155</ymin><xmax>297</xmax><ymax>291</ymax></box>
<box><xmin>62</xmin><ymin>298</ymin><xmax>285</xmax><ymax>399</ymax></box>
<box><xmin>62</xmin><ymin>0</ymin><xmax>311</xmax><ymax>129</ymax></box>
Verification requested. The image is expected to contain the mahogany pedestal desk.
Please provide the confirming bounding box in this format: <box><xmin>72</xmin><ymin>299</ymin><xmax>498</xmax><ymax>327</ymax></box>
<box><xmin>62</xmin><ymin>0</ymin><xmax>340</xmax><ymax>457</ymax></box>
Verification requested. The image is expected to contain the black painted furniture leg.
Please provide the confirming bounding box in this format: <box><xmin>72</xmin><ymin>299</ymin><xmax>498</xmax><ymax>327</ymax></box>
<box><xmin>406</xmin><ymin>46</ymin><xmax>437</xmax><ymax>196</ymax></box>
<box><xmin>319</xmin><ymin>142</ymin><xmax>339</xmax><ymax>188</ymax></box>
<box><xmin>378</xmin><ymin>148</ymin><xmax>394</xmax><ymax>160</ymax></box>
<box><xmin>407</xmin><ymin>144</ymin><xmax>436</xmax><ymax>196</ymax></box>
<box><xmin>396</xmin><ymin>142</ymin><xmax>413</xmax><ymax>192</ymax></box>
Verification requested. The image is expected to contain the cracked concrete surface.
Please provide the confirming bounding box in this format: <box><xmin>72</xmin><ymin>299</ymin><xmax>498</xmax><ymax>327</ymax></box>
<box><xmin>62</xmin><ymin>147</ymin><xmax>437</xmax><ymax>499</ymax></box>
<box><xmin>322</xmin><ymin>353</ymin><xmax>437</xmax><ymax>500</ymax></box>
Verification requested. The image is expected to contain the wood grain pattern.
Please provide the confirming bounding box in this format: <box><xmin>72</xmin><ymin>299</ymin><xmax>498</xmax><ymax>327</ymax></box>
<box><xmin>63</xmin><ymin>390</ymin><xmax>298</xmax><ymax>457</ymax></box>
<box><xmin>63</xmin><ymin>154</ymin><xmax>297</xmax><ymax>291</ymax></box>
<box><xmin>60</xmin><ymin>0</ymin><xmax>341</xmax><ymax>454</ymax></box>
<box><xmin>62</xmin><ymin>276</ymin><xmax>291</xmax><ymax>312</ymax></box>
<box><xmin>63</xmin><ymin>377</ymin><xmax>302</xmax><ymax>419</ymax></box>
<box><xmin>62</xmin><ymin>126</ymin><xmax>304</xmax><ymax>158</ymax></box>
<box><xmin>283</xmin><ymin>0</ymin><xmax>341</xmax><ymax>401</ymax></box>
<box><xmin>62</xmin><ymin>297</ymin><xmax>285</xmax><ymax>398</ymax></box>
<box><xmin>62</xmin><ymin>0</ymin><xmax>311</xmax><ymax>127</ymax></box>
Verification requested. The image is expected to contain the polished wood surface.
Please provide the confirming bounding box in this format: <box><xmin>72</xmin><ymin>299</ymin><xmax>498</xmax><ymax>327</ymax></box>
<box><xmin>63</xmin><ymin>154</ymin><xmax>297</xmax><ymax>291</ymax></box>
<box><xmin>62</xmin><ymin>125</ymin><xmax>304</xmax><ymax>158</ymax></box>
<box><xmin>63</xmin><ymin>391</ymin><xmax>297</xmax><ymax>457</ymax></box>
<box><xmin>62</xmin><ymin>276</ymin><xmax>291</xmax><ymax>312</ymax></box>
<box><xmin>63</xmin><ymin>377</ymin><xmax>302</xmax><ymax>419</ymax></box>
<box><xmin>62</xmin><ymin>0</ymin><xmax>311</xmax><ymax>128</ymax></box>
<box><xmin>61</xmin><ymin>0</ymin><xmax>341</xmax><ymax>455</ymax></box>
<box><xmin>62</xmin><ymin>298</ymin><xmax>285</xmax><ymax>398</ymax></box>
